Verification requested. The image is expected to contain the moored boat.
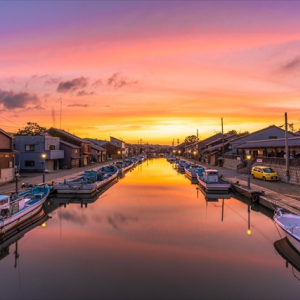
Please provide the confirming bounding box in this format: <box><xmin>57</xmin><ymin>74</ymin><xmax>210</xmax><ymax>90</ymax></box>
<box><xmin>196</xmin><ymin>168</ymin><xmax>231</xmax><ymax>192</ymax></box>
<box><xmin>184</xmin><ymin>164</ymin><xmax>203</xmax><ymax>180</ymax></box>
<box><xmin>54</xmin><ymin>165</ymin><xmax>119</xmax><ymax>194</ymax></box>
<box><xmin>274</xmin><ymin>209</ymin><xmax>300</xmax><ymax>253</ymax></box>
<box><xmin>0</xmin><ymin>185</ymin><xmax>51</xmax><ymax>236</ymax></box>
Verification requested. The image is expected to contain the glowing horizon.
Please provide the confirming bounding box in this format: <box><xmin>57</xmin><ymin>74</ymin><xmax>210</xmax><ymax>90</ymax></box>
<box><xmin>1</xmin><ymin>2</ymin><xmax>300</xmax><ymax>144</ymax></box>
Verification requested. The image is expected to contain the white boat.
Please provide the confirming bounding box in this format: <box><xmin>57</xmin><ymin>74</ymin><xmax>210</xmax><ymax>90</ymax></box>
<box><xmin>0</xmin><ymin>185</ymin><xmax>51</xmax><ymax>236</ymax></box>
<box><xmin>196</xmin><ymin>168</ymin><xmax>231</xmax><ymax>192</ymax></box>
<box><xmin>274</xmin><ymin>209</ymin><xmax>300</xmax><ymax>253</ymax></box>
<box><xmin>54</xmin><ymin>165</ymin><xmax>119</xmax><ymax>194</ymax></box>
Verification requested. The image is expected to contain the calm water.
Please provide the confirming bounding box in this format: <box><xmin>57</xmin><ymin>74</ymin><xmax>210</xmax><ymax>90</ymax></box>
<box><xmin>1</xmin><ymin>158</ymin><xmax>299</xmax><ymax>300</ymax></box>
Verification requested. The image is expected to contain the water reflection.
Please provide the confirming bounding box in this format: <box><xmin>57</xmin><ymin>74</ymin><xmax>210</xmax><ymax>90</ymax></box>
<box><xmin>2</xmin><ymin>158</ymin><xmax>300</xmax><ymax>300</ymax></box>
<box><xmin>0</xmin><ymin>208</ymin><xmax>49</xmax><ymax>268</ymax></box>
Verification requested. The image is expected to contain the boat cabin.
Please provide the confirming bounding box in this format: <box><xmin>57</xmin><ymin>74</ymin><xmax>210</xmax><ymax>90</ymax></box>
<box><xmin>203</xmin><ymin>169</ymin><xmax>219</xmax><ymax>183</ymax></box>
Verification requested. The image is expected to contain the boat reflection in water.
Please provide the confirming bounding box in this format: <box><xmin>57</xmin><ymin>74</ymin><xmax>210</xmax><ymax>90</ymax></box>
<box><xmin>50</xmin><ymin>178</ymin><xmax>118</xmax><ymax>208</ymax></box>
<box><xmin>0</xmin><ymin>207</ymin><xmax>49</xmax><ymax>268</ymax></box>
<box><xmin>274</xmin><ymin>237</ymin><xmax>300</xmax><ymax>280</ymax></box>
<box><xmin>197</xmin><ymin>187</ymin><xmax>254</xmax><ymax>234</ymax></box>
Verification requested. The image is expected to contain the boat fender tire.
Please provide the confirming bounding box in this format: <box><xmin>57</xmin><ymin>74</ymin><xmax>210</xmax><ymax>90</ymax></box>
<box><xmin>251</xmin><ymin>192</ymin><xmax>260</xmax><ymax>203</ymax></box>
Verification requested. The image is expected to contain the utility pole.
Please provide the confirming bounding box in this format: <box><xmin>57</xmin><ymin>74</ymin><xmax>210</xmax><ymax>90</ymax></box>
<box><xmin>285</xmin><ymin>112</ymin><xmax>290</xmax><ymax>182</ymax></box>
<box><xmin>221</xmin><ymin>117</ymin><xmax>224</xmax><ymax>154</ymax></box>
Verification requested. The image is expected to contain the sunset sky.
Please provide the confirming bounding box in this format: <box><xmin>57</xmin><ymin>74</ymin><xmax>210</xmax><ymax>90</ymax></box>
<box><xmin>1</xmin><ymin>1</ymin><xmax>300</xmax><ymax>144</ymax></box>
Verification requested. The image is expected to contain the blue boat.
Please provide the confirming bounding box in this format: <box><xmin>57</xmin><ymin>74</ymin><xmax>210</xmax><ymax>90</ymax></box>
<box><xmin>0</xmin><ymin>185</ymin><xmax>51</xmax><ymax>236</ymax></box>
<box><xmin>54</xmin><ymin>165</ymin><xmax>119</xmax><ymax>194</ymax></box>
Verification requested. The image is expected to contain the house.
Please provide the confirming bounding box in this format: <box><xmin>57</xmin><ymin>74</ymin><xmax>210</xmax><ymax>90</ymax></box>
<box><xmin>85</xmin><ymin>139</ymin><xmax>120</xmax><ymax>159</ymax></box>
<box><xmin>49</xmin><ymin>128</ymin><xmax>92</xmax><ymax>167</ymax></box>
<box><xmin>110</xmin><ymin>137</ymin><xmax>128</xmax><ymax>158</ymax></box>
<box><xmin>231</xmin><ymin>125</ymin><xmax>294</xmax><ymax>156</ymax></box>
<box><xmin>0</xmin><ymin>129</ymin><xmax>15</xmax><ymax>184</ymax></box>
<box><xmin>14</xmin><ymin>134</ymin><xmax>64</xmax><ymax>172</ymax></box>
<box><xmin>90</xmin><ymin>144</ymin><xmax>106</xmax><ymax>162</ymax></box>
<box><xmin>59</xmin><ymin>140</ymin><xmax>81</xmax><ymax>169</ymax></box>
<box><xmin>194</xmin><ymin>133</ymin><xmax>224</xmax><ymax>163</ymax></box>
<box><xmin>222</xmin><ymin>125</ymin><xmax>296</xmax><ymax>174</ymax></box>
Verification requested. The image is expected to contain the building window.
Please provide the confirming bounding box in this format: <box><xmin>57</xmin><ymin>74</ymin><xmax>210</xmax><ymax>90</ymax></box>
<box><xmin>49</xmin><ymin>145</ymin><xmax>56</xmax><ymax>150</ymax></box>
<box><xmin>25</xmin><ymin>144</ymin><xmax>35</xmax><ymax>151</ymax></box>
<box><xmin>269</xmin><ymin>136</ymin><xmax>277</xmax><ymax>139</ymax></box>
<box><xmin>25</xmin><ymin>161</ymin><xmax>35</xmax><ymax>167</ymax></box>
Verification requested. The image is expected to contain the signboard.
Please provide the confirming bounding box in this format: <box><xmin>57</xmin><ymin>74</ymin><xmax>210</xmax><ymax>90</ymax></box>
<box><xmin>256</xmin><ymin>158</ymin><xmax>263</xmax><ymax>163</ymax></box>
<box><xmin>237</xmin><ymin>157</ymin><xmax>241</xmax><ymax>161</ymax></box>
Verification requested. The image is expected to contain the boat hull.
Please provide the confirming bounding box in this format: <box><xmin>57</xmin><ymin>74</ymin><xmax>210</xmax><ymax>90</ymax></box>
<box><xmin>274</xmin><ymin>212</ymin><xmax>300</xmax><ymax>253</ymax></box>
<box><xmin>54</xmin><ymin>172</ymin><xmax>118</xmax><ymax>194</ymax></box>
<box><xmin>197</xmin><ymin>176</ymin><xmax>231</xmax><ymax>192</ymax></box>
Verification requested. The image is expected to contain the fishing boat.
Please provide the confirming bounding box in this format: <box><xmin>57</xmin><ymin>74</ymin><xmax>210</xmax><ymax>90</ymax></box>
<box><xmin>54</xmin><ymin>165</ymin><xmax>119</xmax><ymax>194</ymax></box>
<box><xmin>196</xmin><ymin>168</ymin><xmax>231</xmax><ymax>192</ymax></box>
<box><xmin>184</xmin><ymin>164</ymin><xmax>203</xmax><ymax>180</ymax></box>
<box><xmin>176</xmin><ymin>160</ymin><xmax>188</xmax><ymax>173</ymax></box>
<box><xmin>0</xmin><ymin>185</ymin><xmax>51</xmax><ymax>236</ymax></box>
<box><xmin>274</xmin><ymin>209</ymin><xmax>300</xmax><ymax>253</ymax></box>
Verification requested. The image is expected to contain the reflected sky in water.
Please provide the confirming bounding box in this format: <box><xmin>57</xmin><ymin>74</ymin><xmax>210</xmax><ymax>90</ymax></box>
<box><xmin>1</xmin><ymin>158</ymin><xmax>300</xmax><ymax>300</ymax></box>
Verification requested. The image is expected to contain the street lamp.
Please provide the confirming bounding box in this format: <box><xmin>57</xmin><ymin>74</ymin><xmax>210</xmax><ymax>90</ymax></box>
<box><xmin>41</xmin><ymin>153</ymin><xmax>46</xmax><ymax>183</ymax></box>
<box><xmin>14</xmin><ymin>166</ymin><xmax>19</xmax><ymax>193</ymax></box>
<box><xmin>178</xmin><ymin>150</ymin><xmax>181</xmax><ymax>155</ymax></box>
<box><xmin>193</xmin><ymin>151</ymin><xmax>197</xmax><ymax>164</ymax></box>
<box><xmin>246</xmin><ymin>154</ymin><xmax>252</xmax><ymax>189</ymax></box>
<box><xmin>117</xmin><ymin>150</ymin><xmax>121</xmax><ymax>159</ymax></box>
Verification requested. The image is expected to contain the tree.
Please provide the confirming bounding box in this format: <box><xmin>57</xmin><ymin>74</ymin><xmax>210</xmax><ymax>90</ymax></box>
<box><xmin>227</xmin><ymin>130</ymin><xmax>237</xmax><ymax>135</ymax></box>
<box><xmin>184</xmin><ymin>135</ymin><xmax>198</xmax><ymax>144</ymax></box>
<box><xmin>16</xmin><ymin>122</ymin><xmax>47</xmax><ymax>136</ymax></box>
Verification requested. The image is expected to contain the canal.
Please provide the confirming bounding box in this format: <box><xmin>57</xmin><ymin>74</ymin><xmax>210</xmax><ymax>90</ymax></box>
<box><xmin>0</xmin><ymin>158</ymin><xmax>299</xmax><ymax>300</ymax></box>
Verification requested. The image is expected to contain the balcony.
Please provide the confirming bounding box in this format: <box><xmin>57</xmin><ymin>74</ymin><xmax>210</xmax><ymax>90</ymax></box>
<box><xmin>45</xmin><ymin>150</ymin><xmax>64</xmax><ymax>159</ymax></box>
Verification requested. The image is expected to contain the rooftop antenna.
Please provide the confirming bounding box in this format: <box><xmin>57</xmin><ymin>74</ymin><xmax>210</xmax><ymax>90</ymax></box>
<box><xmin>60</xmin><ymin>100</ymin><xmax>62</xmax><ymax>129</ymax></box>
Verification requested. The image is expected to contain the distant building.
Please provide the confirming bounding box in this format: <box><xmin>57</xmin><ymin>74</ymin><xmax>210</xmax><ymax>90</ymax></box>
<box><xmin>85</xmin><ymin>139</ymin><xmax>120</xmax><ymax>159</ymax></box>
<box><xmin>0</xmin><ymin>128</ymin><xmax>15</xmax><ymax>184</ymax></box>
<box><xmin>110</xmin><ymin>137</ymin><xmax>128</xmax><ymax>158</ymax></box>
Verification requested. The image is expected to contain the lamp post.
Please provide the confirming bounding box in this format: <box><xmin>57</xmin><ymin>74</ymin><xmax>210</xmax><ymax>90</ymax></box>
<box><xmin>193</xmin><ymin>151</ymin><xmax>197</xmax><ymax>165</ymax></box>
<box><xmin>117</xmin><ymin>150</ymin><xmax>121</xmax><ymax>159</ymax></box>
<box><xmin>41</xmin><ymin>153</ymin><xmax>46</xmax><ymax>183</ymax></box>
<box><xmin>14</xmin><ymin>166</ymin><xmax>19</xmax><ymax>193</ymax></box>
<box><xmin>178</xmin><ymin>150</ymin><xmax>181</xmax><ymax>156</ymax></box>
<box><xmin>246</xmin><ymin>154</ymin><xmax>252</xmax><ymax>189</ymax></box>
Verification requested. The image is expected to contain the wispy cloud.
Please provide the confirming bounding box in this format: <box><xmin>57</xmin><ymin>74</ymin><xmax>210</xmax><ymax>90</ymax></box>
<box><xmin>57</xmin><ymin>77</ymin><xmax>88</xmax><ymax>93</ymax></box>
<box><xmin>0</xmin><ymin>89</ymin><xmax>39</xmax><ymax>109</ymax></box>
<box><xmin>92</xmin><ymin>79</ymin><xmax>102</xmax><ymax>87</ymax></box>
<box><xmin>107</xmin><ymin>72</ymin><xmax>138</xmax><ymax>89</ymax></box>
<box><xmin>76</xmin><ymin>90</ymin><xmax>95</xmax><ymax>97</ymax></box>
<box><xmin>68</xmin><ymin>103</ymin><xmax>89</xmax><ymax>107</ymax></box>
<box><xmin>281</xmin><ymin>56</ymin><xmax>300</xmax><ymax>72</ymax></box>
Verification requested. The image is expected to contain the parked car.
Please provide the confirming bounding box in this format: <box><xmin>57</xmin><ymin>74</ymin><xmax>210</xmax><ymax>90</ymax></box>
<box><xmin>251</xmin><ymin>166</ymin><xmax>279</xmax><ymax>181</ymax></box>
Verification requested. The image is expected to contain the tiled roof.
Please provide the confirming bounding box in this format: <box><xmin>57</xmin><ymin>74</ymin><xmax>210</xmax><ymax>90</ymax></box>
<box><xmin>60</xmin><ymin>140</ymin><xmax>81</xmax><ymax>148</ymax></box>
<box><xmin>236</xmin><ymin>137</ymin><xmax>300</xmax><ymax>149</ymax></box>
<box><xmin>51</xmin><ymin>128</ymin><xmax>91</xmax><ymax>144</ymax></box>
